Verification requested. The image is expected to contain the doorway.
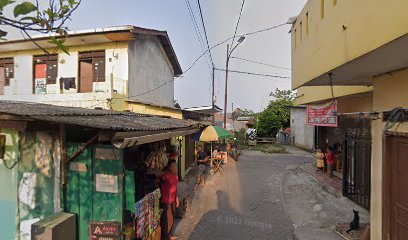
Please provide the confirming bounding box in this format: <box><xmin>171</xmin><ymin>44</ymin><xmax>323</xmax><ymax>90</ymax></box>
<box><xmin>384</xmin><ymin>134</ymin><xmax>408</xmax><ymax>240</ymax></box>
<box><xmin>78</xmin><ymin>51</ymin><xmax>105</xmax><ymax>93</ymax></box>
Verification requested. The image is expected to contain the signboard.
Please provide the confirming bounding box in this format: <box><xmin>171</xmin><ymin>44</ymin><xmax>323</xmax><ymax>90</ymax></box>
<box><xmin>88</xmin><ymin>221</ymin><xmax>121</xmax><ymax>240</ymax></box>
<box><xmin>95</xmin><ymin>148</ymin><xmax>120</xmax><ymax>160</ymax></box>
<box><xmin>69</xmin><ymin>162</ymin><xmax>88</xmax><ymax>172</ymax></box>
<box><xmin>95</xmin><ymin>174</ymin><xmax>119</xmax><ymax>193</ymax></box>
<box><xmin>306</xmin><ymin>100</ymin><xmax>338</xmax><ymax>127</ymax></box>
<box><xmin>35</xmin><ymin>78</ymin><xmax>46</xmax><ymax>94</ymax></box>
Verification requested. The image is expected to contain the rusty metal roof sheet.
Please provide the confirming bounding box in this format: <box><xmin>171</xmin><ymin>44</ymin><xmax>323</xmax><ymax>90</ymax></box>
<box><xmin>0</xmin><ymin>101</ymin><xmax>198</xmax><ymax>131</ymax></box>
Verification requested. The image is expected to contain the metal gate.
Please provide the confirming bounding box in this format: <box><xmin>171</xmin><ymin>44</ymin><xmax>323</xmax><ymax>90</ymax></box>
<box><xmin>343</xmin><ymin>133</ymin><xmax>371</xmax><ymax>210</ymax></box>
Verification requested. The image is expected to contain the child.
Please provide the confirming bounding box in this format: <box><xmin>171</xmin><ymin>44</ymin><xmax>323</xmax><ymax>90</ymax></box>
<box><xmin>194</xmin><ymin>146</ymin><xmax>209</xmax><ymax>191</ymax></box>
<box><xmin>325</xmin><ymin>146</ymin><xmax>334</xmax><ymax>177</ymax></box>
<box><xmin>315</xmin><ymin>149</ymin><xmax>325</xmax><ymax>171</ymax></box>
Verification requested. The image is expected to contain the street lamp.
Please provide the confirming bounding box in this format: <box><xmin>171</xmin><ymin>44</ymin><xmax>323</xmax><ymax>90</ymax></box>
<box><xmin>224</xmin><ymin>36</ymin><xmax>245</xmax><ymax>129</ymax></box>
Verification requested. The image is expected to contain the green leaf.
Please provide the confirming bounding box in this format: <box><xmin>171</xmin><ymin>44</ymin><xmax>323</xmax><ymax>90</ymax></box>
<box><xmin>43</xmin><ymin>8</ymin><xmax>54</xmax><ymax>19</ymax></box>
<box><xmin>0</xmin><ymin>0</ymin><xmax>14</xmax><ymax>11</ymax></box>
<box><xmin>13</xmin><ymin>2</ymin><xmax>37</xmax><ymax>17</ymax></box>
<box><xmin>0</xmin><ymin>0</ymin><xmax>13</xmax><ymax>10</ymax></box>
<box><xmin>61</xmin><ymin>5</ymin><xmax>69</xmax><ymax>14</ymax></box>
<box><xmin>68</xmin><ymin>0</ymin><xmax>77</xmax><ymax>8</ymax></box>
<box><xmin>20</xmin><ymin>16</ymin><xmax>40</xmax><ymax>23</ymax></box>
<box><xmin>48</xmin><ymin>36</ymin><xmax>70</xmax><ymax>55</ymax></box>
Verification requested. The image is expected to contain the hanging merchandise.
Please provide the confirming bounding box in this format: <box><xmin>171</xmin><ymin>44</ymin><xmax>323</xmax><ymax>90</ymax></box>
<box><xmin>135</xmin><ymin>189</ymin><xmax>161</xmax><ymax>240</ymax></box>
<box><xmin>145</xmin><ymin>142</ymin><xmax>168</xmax><ymax>171</ymax></box>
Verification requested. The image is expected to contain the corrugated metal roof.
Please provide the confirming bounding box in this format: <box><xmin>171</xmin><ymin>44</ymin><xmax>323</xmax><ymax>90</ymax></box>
<box><xmin>0</xmin><ymin>101</ymin><xmax>198</xmax><ymax>131</ymax></box>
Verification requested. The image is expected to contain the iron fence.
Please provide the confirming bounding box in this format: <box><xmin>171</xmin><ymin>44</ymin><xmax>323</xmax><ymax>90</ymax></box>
<box><xmin>343</xmin><ymin>133</ymin><xmax>372</xmax><ymax>210</ymax></box>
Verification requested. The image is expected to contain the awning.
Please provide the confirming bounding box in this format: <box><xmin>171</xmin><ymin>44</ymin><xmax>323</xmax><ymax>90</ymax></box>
<box><xmin>112</xmin><ymin>128</ymin><xmax>199</xmax><ymax>149</ymax></box>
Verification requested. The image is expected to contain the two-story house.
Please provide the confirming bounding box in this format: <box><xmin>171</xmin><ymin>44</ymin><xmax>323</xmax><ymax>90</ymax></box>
<box><xmin>0</xmin><ymin>25</ymin><xmax>183</xmax><ymax>118</ymax></box>
<box><xmin>291</xmin><ymin>1</ymin><xmax>408</xmax><ymax>239</ymax></box>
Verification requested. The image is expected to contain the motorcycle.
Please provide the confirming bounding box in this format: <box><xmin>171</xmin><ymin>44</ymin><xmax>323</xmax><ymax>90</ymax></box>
<box><xmin>229</xmin><ymin>139</ymin><xmax>240</xmax><ymax>161</ymax></box>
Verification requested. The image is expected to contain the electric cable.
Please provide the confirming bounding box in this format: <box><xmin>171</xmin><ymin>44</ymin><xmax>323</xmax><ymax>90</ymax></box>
<box><xmin>197</xmin><ymin>0</ymin><xmax>214</xmax><ymax>67</ymax></box>
<box><xmin>230</xmin><ymin>0</ymin><xmax>246</xmax><ymax>49</ymax></box>
<box><xmin>183</xmin><ymin>22</ymin><xmax>289</xmax><ymax>75</ymax></box>
<box><xmin>230</xmin><ymin>56</ymin><xmax>291</xmax><ymax>70</ymax></box>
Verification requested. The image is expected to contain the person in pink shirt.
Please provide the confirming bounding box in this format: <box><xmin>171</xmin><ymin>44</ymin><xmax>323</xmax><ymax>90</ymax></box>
<box><xmin>160</xmin><ymin>160</ymin><xmax>179</xmax><ymax>240</ymax></box>
<box><xmin>325</xmin><ymin>146</ymin><xmax>334</xmax><ymax>177</ymax></box>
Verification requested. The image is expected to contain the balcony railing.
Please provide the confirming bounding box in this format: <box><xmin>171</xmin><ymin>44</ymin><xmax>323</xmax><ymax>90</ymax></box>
<box><xmin>33</xmin><ymin>75</ymin><xmax>128</xmax><ymax>95</ymax></box>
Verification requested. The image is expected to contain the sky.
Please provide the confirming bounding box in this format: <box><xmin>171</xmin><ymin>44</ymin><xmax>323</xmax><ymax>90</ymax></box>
<box><xmin>3</xmin><ymin>0</ymin><xmax>307</xmax><ymax>112</ymax></box>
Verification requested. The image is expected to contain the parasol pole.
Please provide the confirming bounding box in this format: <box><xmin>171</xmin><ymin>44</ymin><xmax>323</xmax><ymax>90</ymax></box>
<box><xmin>210</xmin><ymin>142</ymin><xmax>213</xmax><ymax>168</ymax></box>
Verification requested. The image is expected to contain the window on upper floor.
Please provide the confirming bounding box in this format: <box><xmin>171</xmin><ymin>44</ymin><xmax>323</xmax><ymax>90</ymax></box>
<box><xmin>0</xmin><ymin>58</ymin><xmax>14</xmax><ymax>87</ymax></box>
<box><xmin>300</xmin><ymin>21</ymin><xmax>303</xmax><ymax>41</ymax></box>
<box><xmin>321</xmin><ymin>0</ymin><xmax>325</xmax><ymax>19</ymax></box>
<box><xmin>33</xmin><ymin>55</ymin><xmax>58</xmax><ymax>85</ymax></box>
<box><xmin>306</xmin><ymin>12</ymin><xmax>309</xmax><ymax>35</ymax></box>
<box><xmin>78</xmin><ymin>50</ymin><xmax>105</xmax><ymax>93</ymax></box>
<box><xmin>294</xmin><ymin>29</ymin><xmax>297</xmax><ymax>48</ymax></box>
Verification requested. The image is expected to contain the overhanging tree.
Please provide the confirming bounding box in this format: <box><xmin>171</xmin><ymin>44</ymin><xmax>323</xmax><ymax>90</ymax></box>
<box><xmin>257</xmin><ymin>88</ymin><xmax>295</xmax><ymax>137</ymax></box>
<box><xmin>0</xmin><ymin>0</ymin><xmax>81</xmax><ymax>53</ymax></box>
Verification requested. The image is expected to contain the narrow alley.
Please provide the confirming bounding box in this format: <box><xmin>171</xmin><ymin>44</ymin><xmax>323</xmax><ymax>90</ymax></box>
<box><xmin>175</xmin><ymin>149</ymin><xmax>368</xmax><ymax>240</ymax></box>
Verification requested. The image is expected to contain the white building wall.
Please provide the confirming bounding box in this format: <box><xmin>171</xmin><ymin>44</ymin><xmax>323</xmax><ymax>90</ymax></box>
<box><xmin>290</xmin><ymin>107</ymin><xmax>315</xmax><ymax>150</ymax></box>
<box><xmin>58</xmin><ymin>52</ymin><xmax>78</xmax><ymax>94</ymax></box>
<box><xmin>9</xmin><ymin>55</ymin><xmax>33</xmax><ymax>95</ymax></box>
<box><xmin>105</xmin><ymin>48</ymin><xmax>128</xmax><ymax>94</ymax></box>
<box><xmin>128</xmin><ymin>35</ymin><xmax>174</xmax><ymax>108</ymax></box>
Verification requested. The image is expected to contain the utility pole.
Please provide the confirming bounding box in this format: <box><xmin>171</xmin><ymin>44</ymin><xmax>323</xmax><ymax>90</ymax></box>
<box><xmin>223</xmin><ymin>44</ymin><xmax>230</xmax><ymax>129</ymax></box>
<box><xmin>223</xmin><ymin>36</ymin><xmax>245</xmax><ymax>130</ymax></box>
<box><xmin>212</xmin><ymin>66</ymin><xmax>215</xmax><ymax>125</ymax></box>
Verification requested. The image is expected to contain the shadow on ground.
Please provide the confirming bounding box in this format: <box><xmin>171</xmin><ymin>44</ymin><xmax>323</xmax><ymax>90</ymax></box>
<box><xmin>175</xmin><ymin>150</ymin><xmax>312</xmax><ymax>240</ymax></box>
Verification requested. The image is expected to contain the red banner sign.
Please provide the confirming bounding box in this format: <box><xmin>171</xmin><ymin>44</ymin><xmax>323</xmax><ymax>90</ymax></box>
<box><xmin>306</xmin><ymin>100</ymin><xmax>338</xmax><ymax>127</ymax></box>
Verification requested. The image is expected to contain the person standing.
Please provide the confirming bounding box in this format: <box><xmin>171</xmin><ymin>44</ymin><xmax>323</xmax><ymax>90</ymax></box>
<box><xmin>315</xmin><ymin>149</ymin><xmax>325</xmax><ymax>171</ymax></box>
<box><xmin>326</xmin><ymin>146</ymin><xmax>334</xmax><ymax>177</ymax></box>
<box><xmin>160</xmin><ymin>160</ymin><xmax>179</xmax><ymax>240</ymax></box>
<box><xmin>194</xmin><ymin>146</ymin><xmax>209</xmax><ymax>191</ymax></box>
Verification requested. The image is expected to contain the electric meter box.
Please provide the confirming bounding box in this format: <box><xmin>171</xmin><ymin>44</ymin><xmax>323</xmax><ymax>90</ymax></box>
<box><xmin>31</xmin><ymin>212</ymin><xmax>76</xmax><ymax>240</ymax></box>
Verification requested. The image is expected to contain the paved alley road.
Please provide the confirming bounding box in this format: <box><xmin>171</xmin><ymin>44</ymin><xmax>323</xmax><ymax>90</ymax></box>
<box><xmin>174</xmin><ymin>150</ymin><xmax>313</xmax><ymax>240</ymax></box>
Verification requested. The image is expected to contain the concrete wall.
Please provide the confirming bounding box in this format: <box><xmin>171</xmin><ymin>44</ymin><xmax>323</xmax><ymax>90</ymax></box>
<box><xmin>290</xmin><ymin>107</ymin><xmax>314</xmax><ymax>150</ymax></box>
<box><xmin>110</xmin><ymin>99</ymin><xmax>183</xmax><ymax>119</ymax></box>
<box><xmin>0</xmin><ymin>128</ymin><xmax>19</xmax><ymax>240</ymax></box>
<box><xmin>0</xmin><ymin>128</ymin><xmax>62</xmax><ymax>240</ymax></box>
<box><xmin>128</xmin><ymin>36</ymin><xmax>175</xmax><ymax>108</ymax></box>
<box><xmin>291</xmin><ymin>0</ymin><xmax>408</xmax><ymax>88</ymax></box>
<box><xmin>337</xmin><ymin>94</ymin><xmax>373</xmax><ymax>114</ymax></box>
<box><xmin>0</xmin><ymin>42</ymin><xmax>129</xmax><ymax>109</ymax></box>
<box><xmin>370</xmin><ymin>68</ymin><xmax>408</xmax><ymax>240</ymax></box>
<box><xmin>295</xmin><ymin>86</ymin><xmax>373</xmax><ymax>105</ymax></box>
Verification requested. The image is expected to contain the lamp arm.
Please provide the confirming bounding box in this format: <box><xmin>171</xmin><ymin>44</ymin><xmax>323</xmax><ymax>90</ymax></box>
<box><xmin>228</xmin><ymin>42</ymin><xmax>242</xmax><ymax>59</ymax></box>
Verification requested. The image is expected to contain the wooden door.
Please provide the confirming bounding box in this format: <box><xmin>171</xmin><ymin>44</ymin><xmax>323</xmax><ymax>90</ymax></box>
<box><xmin>389</xmin><ymin>136</ymin><xmax>408</xmax><ymax>239</ymax></box>
<box><xmin>66</xmin><ymin>142</ymin><xmax>93</xmax><ymax>240</ymax></box>
<box><xmin>79</xmin><ymin>61</ymin><xmax>93</xmax><ymax>93</ymax></box>
<box><xmin>66</xmin><ymin>143</ymin><xmax>125</xmax><ymax>240</ymax></box>
<box><xmin>92</xmin><ymin>145</ymin><xmax>123</xmax><ymax>222</ymax></box>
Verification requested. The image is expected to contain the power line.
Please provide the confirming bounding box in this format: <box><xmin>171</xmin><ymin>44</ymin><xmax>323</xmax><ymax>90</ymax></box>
<box><xmin>197</xmin><ymin>0</ymin><xmax>214</xmax><ymax>67</ymax></box>
<box><xmin>185</xmin><ymin>0</ymin><xmax>212</xmax><ymax>70</ymax></box>
<box><xmin>230</xmin><ymin>0</ymin><xmax>246</xmax><ymax>48</ymax></box>
<box><xmin>230</xmin><ymin>56</ymin><xmax>291</xmax><ymax>70</ymax></box>
<box><xmin>114</xmin><ymin>22</ymin><xmax>290</xmax><ymax>100</ymax></box>
<box><xmin>113</xmin><ymin>66</ymin><xmax>290</xmax><ymax>102</ymax></box>
<box><xmin>183</xmin><ymin>22</ymin><xmax>289</xmax><ymax>74</ymax></box>
<box><xmin>214</xmin><ymin>68</ymin><xmax>290</xmax><ymax>79</ymax></box>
